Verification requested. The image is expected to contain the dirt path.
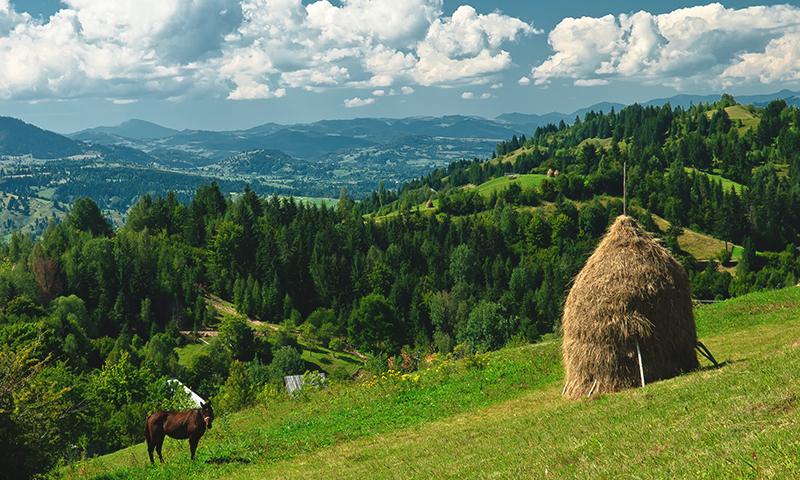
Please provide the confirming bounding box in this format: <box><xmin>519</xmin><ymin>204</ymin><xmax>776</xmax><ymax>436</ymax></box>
<box><xmin>182</xmin><ymin>295</ymin><xmax>279</xmax><ymax>340</ymax></box>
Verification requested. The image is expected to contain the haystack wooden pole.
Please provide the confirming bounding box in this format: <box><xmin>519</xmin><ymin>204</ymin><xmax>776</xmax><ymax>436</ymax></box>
<box><xmin>588</xmin><ymin>379</ymin><xmax>597</xmax><ymax>397</ymax></box>
<box><xmin>696</xmin><ymin>341</ymin><xmax>719</xmax><ymax>367</ymax></box>
<box><xmin>623</xmin><ymin>161</ymin><xmax>627</xmax><ymax>216</ymax></box>
<box><xmin>636</xmin><ymin>341</ymin><xmax>645</xmax><ymax>387</ymax></box>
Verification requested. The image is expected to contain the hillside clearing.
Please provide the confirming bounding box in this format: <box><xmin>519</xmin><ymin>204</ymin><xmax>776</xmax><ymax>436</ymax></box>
<box><xmin>652</xmin><ymin>215</ymin><xmax>738</xmax><ymax>261</ymax></box>
<box><xmin>470</xmin><ymin>174</ymin><xmax>548</xmax><ymax>198</ymax></box>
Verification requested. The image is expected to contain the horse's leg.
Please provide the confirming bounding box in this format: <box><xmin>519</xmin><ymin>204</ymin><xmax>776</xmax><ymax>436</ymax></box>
<box><xmin>155</xmin><ymin>433</ymin><xmax>165</xmax><ymax>463</ymax></box>
<box><xmin>189</xmin><ymin>435</ymin><xmax>199</xmax><ymax>461</ymax></box>
<box><xmin>147</xmin><ymin>437</ymin><xmax>155</xmax><ymax>464</ymax></box>
<box><xmin>145</xmin><ymin>423</ymin><xmax>155</xmax><ymax>464</ymax></box>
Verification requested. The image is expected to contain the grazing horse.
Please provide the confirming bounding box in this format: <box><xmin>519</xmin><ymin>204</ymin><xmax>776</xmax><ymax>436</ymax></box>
<box><xmin>145</xmin><ymin>402</ymin><xmax>214</xmax><ymax>463</ymax></box>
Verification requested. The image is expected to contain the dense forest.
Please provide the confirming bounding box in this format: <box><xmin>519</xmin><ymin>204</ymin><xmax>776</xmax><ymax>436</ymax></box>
<box><xmin>3</xmin><ymin>95</ymin><xmax>800</xmax><ymax>478</ymax></box>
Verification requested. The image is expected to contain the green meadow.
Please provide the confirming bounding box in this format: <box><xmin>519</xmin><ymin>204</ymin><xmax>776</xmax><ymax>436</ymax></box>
<box><xmin>469</xmin><ymin>174</ymin><xmax>548</xmax><ymax>198</ymax></box>
<box><xmin>59</xmin><ymin>286</ymin><xmax>800</xmax><ymax>479</ymax></box>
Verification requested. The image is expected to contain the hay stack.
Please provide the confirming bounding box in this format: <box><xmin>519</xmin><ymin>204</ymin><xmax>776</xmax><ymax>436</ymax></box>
<box><xmin>561</xmin><ymin>215</ymin><xmax>698</xmax><ymax>399</ymax></box>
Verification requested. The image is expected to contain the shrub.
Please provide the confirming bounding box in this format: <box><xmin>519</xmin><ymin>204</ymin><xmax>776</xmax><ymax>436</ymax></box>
<box><xmin>715</xmin><ymin>248</ymin><xmax>733</xmax><ymax>264</ymax></box>
<box><xmin>269</xmin><ymin>346</ymin><xmax>305</xmax><ymax>381</ymax></box>
<box><xmin>433</xmin><ymin>330</ymin><xmax>454</xmax><ymax>354</ymax></box>
<box><xmin>218</xmin><ymin>314</ymin><xmax>256</xmax><ymax>361</ymax></box>
<box><xmin>328</xmin><ymin>337</ymin><xmax>345</xmax><ymax>354</ymax></box>
<box><xmin>292</xmin><ymin>371</ymin><xmax>329</xmax><ymax>400</ymax></box>
<box><xmin>247</xmin><ymin>356</ymin><xmax>272</xmax><ymax>385</ymax></box>
<box><xmin>0</xmin><ymin>342</ymin><xmax>75</xmax><ymax>480</ymax></box>
<box><xmin>217</xmin><ymin>360</ymin><xmax>255</xmax><ymax>414</ymax></box>
<box><xmin>362</xmin><ymin>351</ymin><xmax>389</xmax><ymax>378</ymax></box>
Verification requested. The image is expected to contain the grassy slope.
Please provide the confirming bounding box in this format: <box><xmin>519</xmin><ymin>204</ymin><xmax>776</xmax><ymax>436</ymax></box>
<box><xmin>470</xmin><ymin>174</ymin><xmax>548</xmax><ymax>198</ymax></box>
<box><xmin>240</xmin><ymin>288</ymin><xmax>800</xmax><ymax>479</ymax></box>
<box><xmin>651</xmin><ymin>215</ymin><xmax>740</xmax><ymax>261</ymax></box>
<box><xmin>0</xmin><ymin>192</ymin><xmax>67</xmax><ymax>239</ymax></box>
<box><xmin>683</xmin><ymin>168</ymin><xmax>745</xmax><ymax>195</ymax></box>
<box><xmin>61</xmin><ymin>286</ymin><xmax>800</xmax><ymax>479</ymax></box>
<box><xmin>298</xmin><ymin>339</ymin><xmax>363</xmax><ymax>378</ymax></box>
<box><xmin>726</xmin><ymin>105</ymin><xmax>760</xmax><ymax>133</ymax></box>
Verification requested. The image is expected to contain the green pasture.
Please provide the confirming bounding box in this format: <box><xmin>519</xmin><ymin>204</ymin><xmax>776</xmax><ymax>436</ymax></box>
<box><xmin>60</xmin><ymin>286</ymin><xmax>800</xmax><ymax>479</ymax></box>
<box><xmin>470</xmin><ymin>174</ymin><xmax>548</xmax><ymax>198</ymax></box>
<box><xmin>684</xmin><ymin>168</ymin><xmax>745</xmax><ymax>195</ymax></box>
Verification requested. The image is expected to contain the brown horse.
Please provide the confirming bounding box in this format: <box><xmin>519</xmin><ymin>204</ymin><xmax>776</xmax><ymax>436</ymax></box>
<box><xmin>145</xmin><ymin>402</ymin><xmax>214</xmax><ymax>463</ymax></box>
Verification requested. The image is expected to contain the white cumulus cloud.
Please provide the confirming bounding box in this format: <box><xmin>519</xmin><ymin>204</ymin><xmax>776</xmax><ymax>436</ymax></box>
<box><xmin>722</xmin><ymin>30</ymin><xmax>800</xmax><ymax>83</ymax></box>
<box><xmin>574</xmin><ymin>79</ymin><xmax>609</xmax><ymax>87</ymax></box>
<box><xmin>0</xmin><ymin>0</ymin><xmax>537</xmax><ymax>102</ymax></box>
<box><xmin>410</xmin><ymin>5</ymin><xmax>536</xmax><ymax>86</ymax></box>
<box><xmin>0</xmin><ymin>0</ymin><xmax>241</xmax><ymax>101</ymax></box>
<box><xmin>531</xmin><ymin>3</ymin><xmax>800</xmax><ymax>89</ymax></box>
<box><xmin>344</xmin><ymin>96</ymin><xmax>375</xmax><ymax>107</ymax></box>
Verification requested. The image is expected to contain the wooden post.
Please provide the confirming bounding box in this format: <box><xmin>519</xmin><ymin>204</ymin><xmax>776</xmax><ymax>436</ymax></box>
<box><xmin>636</xmin><ymin>341</ymin><xmax>645</xmax><ymax>387</ymax></box>
<box><xmin>623</xmin><ymin>161</ymin><xmax>627</xmax><ymax>216</ymax></box>
<box><xmin>696</xmin><ymin>341</ymin><xmax>720</xmax><ymax>367</ymax></box>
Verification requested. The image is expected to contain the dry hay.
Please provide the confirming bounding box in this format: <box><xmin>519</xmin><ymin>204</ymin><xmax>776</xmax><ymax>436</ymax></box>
<box><xmin>561</xmin><ymin>215</ymin><xmax>698</xmax><ymax>399</ymax></box>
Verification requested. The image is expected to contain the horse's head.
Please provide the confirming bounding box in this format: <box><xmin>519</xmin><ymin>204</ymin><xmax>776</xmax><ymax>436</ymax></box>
<box><xmin>200</xmin><ymin>402</ymin><xmax>214</xmax><ymax>430</ymax></box>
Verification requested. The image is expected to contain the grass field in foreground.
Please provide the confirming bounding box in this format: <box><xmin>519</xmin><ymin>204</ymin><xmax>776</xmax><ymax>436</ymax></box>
<box><xmin>59</xmin><ymin>287</ymin><xmax>800</xmax><ymax>479</ymax></box>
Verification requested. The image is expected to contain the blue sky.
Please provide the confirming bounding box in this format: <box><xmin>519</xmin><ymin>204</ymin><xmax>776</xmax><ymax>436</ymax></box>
<box><xmin>3</xmin><ymin>1</ymin><xmax>800</xmax><ymax>133</ymax></box>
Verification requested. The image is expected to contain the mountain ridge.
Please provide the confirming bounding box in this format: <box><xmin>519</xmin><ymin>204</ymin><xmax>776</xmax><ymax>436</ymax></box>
<box><xmin>70</xmin><ymin>119</ymin><xmax>181</xmax><ymax>140</ymax></box>
<box><xmin>65</xmin><ymin>90</ymin><xmax>800</xmax><ymax>136</ymax></box>
<box><xmin>62</xmin><ymin>89</ymin><xmax>800</xmax><ymax>162</ymax></box>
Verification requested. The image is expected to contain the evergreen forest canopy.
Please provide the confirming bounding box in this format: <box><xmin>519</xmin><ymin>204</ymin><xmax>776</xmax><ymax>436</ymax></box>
<box><xmin>2</xmin><ymin>94</ymin><xmax>800</xmax><ymax>478</ymax></box>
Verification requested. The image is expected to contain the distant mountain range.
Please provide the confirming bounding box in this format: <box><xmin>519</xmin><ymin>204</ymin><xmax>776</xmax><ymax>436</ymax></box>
<box><xmin>67</xmin><ymin>115</ymin><xmax>524</xmax><ymax>162</ymax></box>
<box><xmin>62</xmin><ymin>89</ymin><xmax>800</xmax><ymax>164</ymax></box>
<box><xmin>2</xmin><ymin>88</ymin><xmax>800</xmax><ymax>202</ymax></box>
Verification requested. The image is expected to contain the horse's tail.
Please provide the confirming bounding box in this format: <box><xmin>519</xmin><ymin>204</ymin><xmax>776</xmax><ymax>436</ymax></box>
<box><xmin>144</xmin><ymin>414</ymin><xmax>151</xmax><ymax>446</ymax></box>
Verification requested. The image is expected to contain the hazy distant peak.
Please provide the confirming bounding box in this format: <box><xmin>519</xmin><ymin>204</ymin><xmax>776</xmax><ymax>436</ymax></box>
<box><xmin>71</xmin><ymin>119</ymin><xmax>180</xmax><ymax>140</ymax></box>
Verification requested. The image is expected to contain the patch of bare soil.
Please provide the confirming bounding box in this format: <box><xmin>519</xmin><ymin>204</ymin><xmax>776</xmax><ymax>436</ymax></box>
<box><xmin>204</xmin><ymin>294</ymin><xmax>277</xmax><ymax>331</ymax></box>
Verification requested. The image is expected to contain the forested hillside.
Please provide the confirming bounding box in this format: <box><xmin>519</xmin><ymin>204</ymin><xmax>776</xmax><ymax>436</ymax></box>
<box><xmin>2</xmin><ymin>94</ymin><xmax>800</xmax><ymax>478</ymax></box>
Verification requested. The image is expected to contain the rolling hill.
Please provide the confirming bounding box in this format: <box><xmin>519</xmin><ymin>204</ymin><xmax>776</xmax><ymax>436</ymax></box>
<box><xmin>208</xmin><ymin>149</ymin><xmax>310</xmax><ymax>177</ymax></box>
<box><xmin>71</xmin><ymin>119</ymin><xmax>181</xmax><ymax>140</ymax></box>
<box><xmin>0</xmin><ymin>116</ymin><xmax>86</xmax><ymax>159</ymax></box>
